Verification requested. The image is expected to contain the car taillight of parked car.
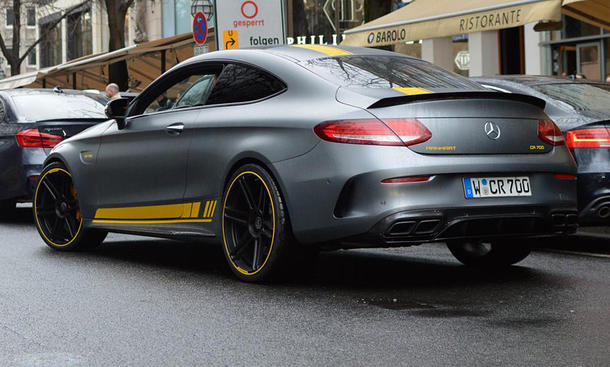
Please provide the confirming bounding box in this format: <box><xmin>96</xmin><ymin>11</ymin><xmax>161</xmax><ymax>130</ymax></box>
<box><xmin>565</xmin><ymin>128</ymin><xmax>610</xmax><ymax>149</ymax></box>
<box><xmin>16</xmin><ymin>129</ymin><xmax>64</xmax><ymax>148</ymax></box>
<box><xmin>537</xmin><ymin>119</ymin><xmax>565</xmax><ymax>146</ymax></box>
<box><xmin>314</xmin><ymin>118</ymin><xmax>431</xmax><ymax>146</ymax></box>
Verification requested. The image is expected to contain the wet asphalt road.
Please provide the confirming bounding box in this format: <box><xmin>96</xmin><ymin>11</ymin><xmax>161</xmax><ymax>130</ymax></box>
<box><xmin>0</xmin><ymin>207</ymin><xmax>608</xmax><ymax>366</ymax></box>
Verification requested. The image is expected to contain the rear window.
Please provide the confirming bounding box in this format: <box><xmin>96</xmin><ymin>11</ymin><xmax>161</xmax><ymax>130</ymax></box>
<box><xmin>300</xmin><ymin>56</ymin><xmax>485</xmax><ymax>90</ymax></box>
<box><xmin>530</xmin><ymin>83</ymin><xmax>610</xmax><ymax>113</ymax></box>
<box><xmin>11</xmin><ymin>93</ymin><xmax>106</xmax><ymax>122</ymax></box>
<box><xmin>205</xmin><ymin>63</ymin><xmax>286</xmax><ymax>105</ymax></box>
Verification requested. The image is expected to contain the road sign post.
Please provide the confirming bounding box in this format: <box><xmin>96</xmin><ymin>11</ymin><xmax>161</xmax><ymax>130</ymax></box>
<box><xmin>214</xmin><ymin>0</ymin><xmax>286</xmax><ymax>51</ymax></box>
<box><xmin>193</xmin><ymin>11</ymin><xmax>209</xmax><ymax>56</ymax></box>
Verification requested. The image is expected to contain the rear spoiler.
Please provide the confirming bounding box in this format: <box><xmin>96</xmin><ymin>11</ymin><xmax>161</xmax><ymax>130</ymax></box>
<box><xmin>368</xmin><ymin>91</ymin><xmax>546</xmax><ymax>110</ymax></box>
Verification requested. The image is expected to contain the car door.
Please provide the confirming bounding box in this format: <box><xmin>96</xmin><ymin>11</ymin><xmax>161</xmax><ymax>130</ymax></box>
<box><xmin>182</xmin><ymin>62</ymin><xmax>288</xmax><ymax>217</ymax></box>
<box><xmin>94</xmin><ymin>68</ymin><xmax>220</xmax><ymax>213</ymax></box>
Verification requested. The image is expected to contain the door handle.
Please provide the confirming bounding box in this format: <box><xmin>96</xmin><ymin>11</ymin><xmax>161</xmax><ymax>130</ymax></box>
<box><xmin>166</xmin><ymin>123</ymin><xmax>184</xmax><ymax>135</ymax></box>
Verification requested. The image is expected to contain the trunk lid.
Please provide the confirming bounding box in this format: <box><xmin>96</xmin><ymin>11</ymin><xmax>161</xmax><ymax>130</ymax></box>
<box><xmin>339</xmin><ymin>88</ymin><xmax>554</xmax><ymax>155</ymax></box>
<box><xmin>36</xmin><ymin>118</ymin><xmax>107</xmax><ymax>154</ymax></box>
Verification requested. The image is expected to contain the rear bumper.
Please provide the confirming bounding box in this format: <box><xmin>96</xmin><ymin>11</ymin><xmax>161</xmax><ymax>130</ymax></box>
<box><xmin>343</xmin><ymin>206</ymin><xmax>577</xmax><ymax>248</ymax></box>
<box><xmin>274</xmin><ymin>142</ymin><xmax>577</xmax><ymax>246</ymax></box>
<box><xmin>577</xmin><ymin>173</ymin><xmax>610</xmax><ymax>225</ymax></box>
<box><xmin>0</xmin><ymin>142</ymin><xmax>45</xmax><ymax>202</ymax></box>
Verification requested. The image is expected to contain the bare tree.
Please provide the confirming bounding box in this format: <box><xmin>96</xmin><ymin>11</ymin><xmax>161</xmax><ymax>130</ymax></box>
<box><xmin>0</xmin><ymin>0</ymin><xmax>89</xmax><ymax>76</ymax></box>
<box><xmin>99</xmin><ymin>0</ymin><xmax>135</xmax><ymax>90</ymax></box>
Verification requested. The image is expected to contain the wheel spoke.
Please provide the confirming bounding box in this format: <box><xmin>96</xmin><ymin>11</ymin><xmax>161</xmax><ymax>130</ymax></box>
<box><xmin>51</xmin><ymin>217</ymin><xmax>61</xmax><ymax>234</ymax></box>
<box><xmin>64</xmin><ymin>218</ymin><xmax>75</xmax><ymax>238</ymax></box>
<box><xmin>225</xmin><ymin>207</ymin><xmax>248</xmax><ymax>225</ymax></box>
<box><xmin>252</xmin><ymin>239</ymin><xmax>260</xmax><ymax>270</ymax></box>
<box><xmin>238</xmin><ymin>176</ymin><xmax>255</xmax><ymax>210</ymax></box>
<box><xmin>257</xmin><ymin>185</ymin><xmax>264</xmax><ymax>213</ymax></box>
<box><xmin>232</xmin><ymin>235</ymin><xmax>254</xmax><ymax>259</ymax></box>
<box><xmin>42</xmin><ymin>180</ymin><xmax>59</xmax><ymax>200</ymax></box>
<box><xmin>36</xmin><ymin>209</ymin><xmax>55</xmax><ymax>217</ymax></box>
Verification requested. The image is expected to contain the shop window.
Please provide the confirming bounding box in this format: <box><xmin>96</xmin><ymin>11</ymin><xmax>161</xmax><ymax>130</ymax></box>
<box><xmin>563</xmin><ymin>15</ymin><xmax>601</xmax><ymax>39</ymax></box>
<box><xmin>289</xmin><ymin>0</ymin><xmax>364</xmax><ymax>45</ymax></box>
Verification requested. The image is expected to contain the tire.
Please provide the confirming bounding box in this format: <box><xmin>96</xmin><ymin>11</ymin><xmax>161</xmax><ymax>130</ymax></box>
<box><xmin>0</xmin><ymin>199</ymin><xmax>16</xmax><ymax>218</ymax></box>
<box><xmin>34</xmin><ymin>162</ymin><xmax>107</xmax><ymax>251</ymax></box>
<box><xmin>447</xmin><ymin>239</ymin><xmax>531</xmax><ymax>268</ymax></box>
<box><xmin>221</xmin><ymin>163</ymin><xmax>297</xmax><ymax>282</ymax></box>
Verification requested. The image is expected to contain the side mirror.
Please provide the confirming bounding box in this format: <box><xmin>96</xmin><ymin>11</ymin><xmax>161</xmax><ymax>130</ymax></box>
<box><xmin>105</xmin><ymin>98</ymin><xmax>130</xmax><ymax>129</ymax></box>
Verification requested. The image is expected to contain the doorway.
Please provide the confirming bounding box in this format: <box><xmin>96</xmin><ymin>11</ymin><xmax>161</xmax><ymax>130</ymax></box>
<box><xmin>498</xmin><ymin>26</ymin><xmax>525</xmax><ymax>75</ymax></box>
<box><xmin>577</xmin><ymin>42</ymin><xmax>601</xmax><ymax>80</ymax></box>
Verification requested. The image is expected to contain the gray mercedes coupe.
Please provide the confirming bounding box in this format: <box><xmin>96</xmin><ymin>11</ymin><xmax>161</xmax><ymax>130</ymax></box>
<box><xmin>34</xmin><ymin>45</ymin><xmax>577</xmax><ymax>281</ymax></box>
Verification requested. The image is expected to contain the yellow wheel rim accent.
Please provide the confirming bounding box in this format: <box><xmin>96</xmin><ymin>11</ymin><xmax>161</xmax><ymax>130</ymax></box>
<box><xmin>34</xmin><ymin>167</ymin><xmax>83</xmax><ymax>247</ymax></box>
<box><xmin>222</xmin><ymin>171</ymin><xmax>276</xmax><ymax>276</ymax></box>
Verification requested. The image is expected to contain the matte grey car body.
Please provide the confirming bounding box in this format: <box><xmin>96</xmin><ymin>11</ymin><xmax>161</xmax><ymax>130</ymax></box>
<box><xmin>37</xmin><ymin>46</ymin><xmax>578</xmax><ymax>279</ymax></box>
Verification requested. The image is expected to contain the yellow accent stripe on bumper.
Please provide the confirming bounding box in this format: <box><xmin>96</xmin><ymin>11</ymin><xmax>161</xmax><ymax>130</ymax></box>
<box><xmin>393</xmin><ymin>87</ymin><xmax>434</xmax><ymax>95</ymax></box>
<box><xmin>291</xmin><ymin>44</ymin><xmax>353</xmax><ymax>56</ymax></box>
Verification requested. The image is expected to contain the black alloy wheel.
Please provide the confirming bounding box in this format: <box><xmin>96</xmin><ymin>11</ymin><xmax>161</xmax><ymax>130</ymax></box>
<box><xmin>35</xmin><ymin>166</ymin><xmax>83</xmax><ymax>247</ymax></box>
<box><xmin>223</xmin><ymin>170</ymin><xmax>275</xmax><ymax>274</ymax></box>
<box><xmin>34</xmin><ymin>162</ymin><xmax>106</xmax><ymax>250</ymax></box>
<box><xmin>222</xmin><ymin>164</ymin><xmax>294</xmax><ymax>282</ymax></box>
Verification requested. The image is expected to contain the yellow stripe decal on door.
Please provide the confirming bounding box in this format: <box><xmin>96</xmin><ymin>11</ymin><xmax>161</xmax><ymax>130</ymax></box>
<box><xmin>93</xmin><ymin>201</ymin><xmax>212</xmax><ymax>224</ymax></box>
<box><xmin>291</xmin><ymin>44</ymin><xmax>353</xmax><ymax>56</ymax></box>
<box><xmin>203</xmin><ymin>201</ymin><xmax>211</xmax><ymax>218</ymax></box>
<box><xmin>190</xmin><ymin>202</ymin><xmax>201</xmax><ymax>218</ymax></box>
<box><xmin>202</xmin><ymin>200</ymin><xmax>217</xmax><ymax>218</ymax></box>
<box><xmin>393</xmin><ymin>87</ymin><xmax>434</xmax><ymax>95</ymax></box>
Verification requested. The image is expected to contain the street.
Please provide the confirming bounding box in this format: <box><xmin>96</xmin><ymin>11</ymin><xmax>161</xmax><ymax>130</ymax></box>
<box><xmin>1</xmin><ymin>206</ymin><xmax>609</xmax><ymax>367</ymax></box>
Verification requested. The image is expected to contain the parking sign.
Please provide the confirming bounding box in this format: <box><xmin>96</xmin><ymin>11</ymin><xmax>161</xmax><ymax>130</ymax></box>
<box><xmin>214</xmin><ymin>0</ymin><xmax>286</xmax><ymax>51</ymax></box>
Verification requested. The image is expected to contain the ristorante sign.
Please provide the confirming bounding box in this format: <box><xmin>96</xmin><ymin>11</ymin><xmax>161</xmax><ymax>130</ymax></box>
<box><xmin>342</xmin><ymin>0</ymin><xmax>563</xmax><ymax>47</ymax></box>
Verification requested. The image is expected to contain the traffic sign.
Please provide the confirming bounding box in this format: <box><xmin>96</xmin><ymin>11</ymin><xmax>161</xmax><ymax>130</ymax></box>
<box><xmin>192</xmin><ymin>11</ymin><xmax>208</xmax><ymax>45</ymax></box>
<box><xmin>214</xmin><ymin>0</ymin><xmax>286</xmax><ymax>51</ymax></box>
<box><xmin>223</xmin><ymin>30</ymin><xmax>239</xmax><ymax>49</ymax></box>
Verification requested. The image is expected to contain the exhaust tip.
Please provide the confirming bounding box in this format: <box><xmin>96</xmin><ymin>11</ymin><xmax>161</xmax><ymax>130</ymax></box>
<box><xmin>597</xmin><ymin>205</ymin><xmax>610</xmax><ymax>219</ymax></box>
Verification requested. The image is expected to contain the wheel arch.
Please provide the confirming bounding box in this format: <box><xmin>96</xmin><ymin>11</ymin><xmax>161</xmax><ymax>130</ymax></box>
<box><xmin>221</xmin><ymin>153</ymin><xmax>295</xmax><ymax>233</ymax></box>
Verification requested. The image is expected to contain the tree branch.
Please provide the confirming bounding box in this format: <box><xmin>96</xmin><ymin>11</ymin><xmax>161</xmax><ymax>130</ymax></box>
<box><xmin>18</xmin><ymin>0</ymin><xmax>91</xmax><ymax>64</ymax></box>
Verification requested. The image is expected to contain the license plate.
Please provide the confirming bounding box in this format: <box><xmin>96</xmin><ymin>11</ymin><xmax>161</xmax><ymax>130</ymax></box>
<box><xmin>463</xmin><ymin>177</ymin><xmax>532</xmax><ymax>198</ymax></box>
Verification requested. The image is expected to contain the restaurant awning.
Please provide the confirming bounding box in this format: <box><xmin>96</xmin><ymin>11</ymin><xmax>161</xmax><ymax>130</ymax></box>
<box><xmin>0</xmin><ymin>32</ymin><xmax>215</xmax><ymax>91</ymax></box>
<box><xmin>562</xmin><ymin>0</ymin><xmax>610</xmax><ymax>31</ymax></box>
<box><xmin>342</xmin><ymin>0</ymin><xmax>608</xmax><ymax>48</ymax></box>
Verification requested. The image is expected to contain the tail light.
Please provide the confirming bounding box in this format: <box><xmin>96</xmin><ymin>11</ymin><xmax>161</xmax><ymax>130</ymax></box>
<box><xmin>314</xmin><ymin>118</ymin><xmax>431</xmax><ymax>146</ymax></box>
<box><xmin>538</xmin><ymin>119</ymin><xmax>564</xmax><ymax>146</ymax></box>
<box><xmin>565</xmin><ymin>128</ymin><xmax>610</xmax><ymax>149</ymax></box>
<box><xmin>16</xmin><ymin>129</ymin><xmax>64</xmax><ymax>148</ymax></box>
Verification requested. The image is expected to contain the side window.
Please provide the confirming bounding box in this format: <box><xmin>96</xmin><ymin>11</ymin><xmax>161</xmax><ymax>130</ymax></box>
<box><xmin>205</xmin><ymin>63</ymin><xmax>285</xmax><ymax>105</ymax></box>
<box><xmin>143</xmin><ymin>72</ymin><xmax>217</xmax><ymax>114</ymax></box>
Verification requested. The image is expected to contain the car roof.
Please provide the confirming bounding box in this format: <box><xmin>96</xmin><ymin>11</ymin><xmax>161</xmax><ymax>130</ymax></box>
<box><xmin>0</xmin><ymin>88</ymin><xmax>101</xmax><ymax>96</ymax></box>
<box><xmin>185</xmin><ymin>44</ymin><xmax>416</xmax><ymax>66</ymax></box>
